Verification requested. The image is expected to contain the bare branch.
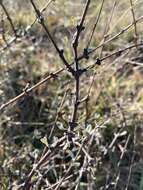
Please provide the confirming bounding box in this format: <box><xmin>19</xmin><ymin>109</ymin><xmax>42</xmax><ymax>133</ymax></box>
<box><xmin>30</xmin><ymin>0</ymin><xmax>74</xmax><ymax>74</ymax></box>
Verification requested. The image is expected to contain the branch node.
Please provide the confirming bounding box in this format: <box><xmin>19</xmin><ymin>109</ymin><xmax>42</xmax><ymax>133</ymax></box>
<box><xmin>37</xmin><ymin>14</ymin><xmax>44</xmax><ymax>24</ymax></box>
<box><xmin>73</xmin><ymin>69</ymin><xmax>86</xmax><ymax>78</ymax></box>
<box><xmin>60</xmin><ymin>49</ymin><xmax>64</xmax><ymax>55</ymax></box>
<box><xmin>95</xmin><ymin>58</ymin><xmax>101</xmax><ymax>65</ymax></box>
<box><xmin>76</xmin><ymin>25</ymin><xmax>85</xmax><ymax>32</ymax></box>
<box><xmin>22</xmin><ymin>82</ymin><xmax>30</xmax><ymax>95</ymax></box>
<box><xmin>83</xmin><ymin>48</ymin><xmax>89</xmax><ymax>59</ymax></box>
<box><xmin>76</xmin><ymin>24</ymin><xmax>80</xmax><ymax>30</ymax></box>
<box><xmin>50</xmin><ymin>73</ymin><xmax>58</xmax><ymax>79</ymax></box>
<box><xmin>69</xmin><ymin>122</ymin><xmax>77</xmax><ymax>131</ymax></box>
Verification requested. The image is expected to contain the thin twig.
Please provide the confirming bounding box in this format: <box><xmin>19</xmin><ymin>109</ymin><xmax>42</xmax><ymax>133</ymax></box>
<box><xmin>30</xmin><ymin>0</ymin><xmax>74</xmax><ymax>74</ymax></box>
<box><xmin>125</xmin><ymin>126</ymin><xmax>137</xmax><ymax>190</ymax></box>
<box><xmin>129</xmin><ymin>0</ymin><xmax>138</xmax><ymax>45</ymax></box>
<box><xmin>87</xmin><ymin>15</ymin><xmax>143</xmax><ymax>56</ymax></box>
<box><xmin>1</xmin><ymin>14</ymin><xmax>9</xmax><ymax>47</ymax></box>
<box><xmin>0</xmin><ymin>1</ymin><xmax>17</xmax><ymax>37</ymax></box>
<box><xmin>0</xmin><ymin>0</ymin><xmax>54</xmax><ymax>52</ymax></box>
<box><xmin>99</xmin><ymin>0</ymin><xmax>117</xmax><ymax>57</ymax></box>
<box><xmin>113</xmin><ymin>134</ymin><xmax>131</xmax><ymax>189</ymax></box>
<box><xmin>54</xmin><ymin>138</ymin><xmax>86</xmax><ymax>190</ymax></box>
<box><xmin>0</xmin><ymin>68</ymin><xmax>64</xmax><ymax>111</ymax></box>
<box><xmin>22</xmin><ymin>136</ymin><xmax>66</xmax><ymax>190</ymax></box>
<box><xmin>86</xmin><ymin>0</ymin><xmax>105</xmax><ymax>48</ymax></box>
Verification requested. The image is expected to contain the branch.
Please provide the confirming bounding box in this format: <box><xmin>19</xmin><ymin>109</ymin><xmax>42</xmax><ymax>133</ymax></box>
<box><xmin>30</xmin><ymin>0</ymin><xmax>74</xmax><ymax>74</ymax></box>
<box><xmin>70</xmin><ymin>0</ymin><xmax>91</xmax><ymax>131</ymax></box>
<box><xmin>1</xmin><ymin>42</ymin><xmax>143</xmax><ymax>112</ymax></box>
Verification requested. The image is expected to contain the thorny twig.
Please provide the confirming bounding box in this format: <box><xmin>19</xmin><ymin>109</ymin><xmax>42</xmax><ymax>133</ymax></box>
<box><xmin>69</xmin><ymin>0</ymin><xmax>91</xmax><ymax>131</ymax></box>
<box><xmin>30</xmin><ymin>0</ymin><xmax>74</xmax><ymax>74</ymax></box>
<box><xmin>0</xmin><ymin>0</ymin><xmax>141</xmax><ymax>53</ymax></box>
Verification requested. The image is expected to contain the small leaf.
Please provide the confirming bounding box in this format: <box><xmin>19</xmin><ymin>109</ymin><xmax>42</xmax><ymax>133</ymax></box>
<box><xmin>119</xmin><ymin>131</ymin><xmax>127</xmax><ymax>137</ymax></box>
<box><xmin>40</xmin><ymin>136</ymin><xmax>49</xmax><ymax>147</ymax></box>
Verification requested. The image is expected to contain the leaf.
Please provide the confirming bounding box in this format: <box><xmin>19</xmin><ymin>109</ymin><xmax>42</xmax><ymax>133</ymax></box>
<box><xmin>119</xmin><ymin>131</ymin><xmax>127</xmax><ymax>137</ymax></box>
<box><xmin>40</xmin><ymin>136</ymin><xmax>49</xmax><ymax>147</ymax></box>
